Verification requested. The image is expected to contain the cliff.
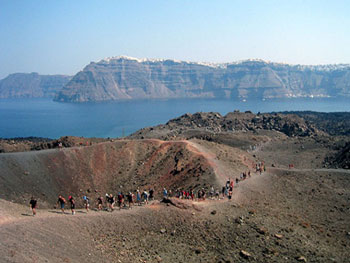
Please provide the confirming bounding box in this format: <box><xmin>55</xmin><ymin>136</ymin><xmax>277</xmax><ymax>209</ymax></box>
<box><xmin>0</xmin><ymin>73</ymin><xmax>71</xmax><ymax>99</ymax></box>
<box><xmin>54</xmin><ymin>56</ymin><xmax>350</xmax><ymax>102</ymax></box>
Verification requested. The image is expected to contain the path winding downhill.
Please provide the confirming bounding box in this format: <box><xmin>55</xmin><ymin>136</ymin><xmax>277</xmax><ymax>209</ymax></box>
<box><xmin>0</xmin><ymin>138</ymin><xmax>253</xmax><ymax>227</ymax></box>
<box><xmin>184</xmin><ymin>140</ymin><xmax>229</xmax><ymax>186</ymax></box>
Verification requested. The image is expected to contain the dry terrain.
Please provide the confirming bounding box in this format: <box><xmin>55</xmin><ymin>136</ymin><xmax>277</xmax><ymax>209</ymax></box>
<box><xmin>0</xmin><ymin>112</ymin><xmax>349</xmax><ymax>262</ymax></box>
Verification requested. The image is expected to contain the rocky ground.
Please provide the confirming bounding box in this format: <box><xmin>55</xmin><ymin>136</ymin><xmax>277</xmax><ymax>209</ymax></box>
<box><xmin>0</xmin><ymin>111</ymin><xmax>349</xmax><ymax>262</ymax></box>
<box><xmin>0</xmin><ymin>136</ymin><xmax>109</xmax><ymax>153</ymax></box>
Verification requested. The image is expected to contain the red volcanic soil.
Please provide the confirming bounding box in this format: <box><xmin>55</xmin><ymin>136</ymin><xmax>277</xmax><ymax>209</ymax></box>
<box><xmin>0</xmin><ymin>139</ymin><xmax>248</xmax><ymax>208</ymax></box>
<box><xmin>1</xmin><ymin>133</ymin><xmax>349</xmax><ymax>262</ymax></box>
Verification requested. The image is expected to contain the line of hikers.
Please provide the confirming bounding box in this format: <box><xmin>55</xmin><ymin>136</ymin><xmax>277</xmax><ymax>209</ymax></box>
<box><xmin>54</xmin><ymin>189</ymin><xmax>157</xmax><ymax>215</ymax></box>
<box><xmin>29</xmin><ymin>162</ymin><xmax>266</xmax><ymax>216</ymax></box>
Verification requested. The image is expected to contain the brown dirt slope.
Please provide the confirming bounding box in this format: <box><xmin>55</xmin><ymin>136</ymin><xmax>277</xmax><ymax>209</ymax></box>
<box><xmin>0</xmin><ymin>139</ymin><xmax>248</xmax><ymax>208</ymax></box>
<box><xmin>0</xmin><ymin>167</ymin><xmax>349</xmax><ymax>263</ymax></box>
<box><xmin>1</xmin><ymin>121</ymin><xmax>350</xmax><ymax>262</ymax></box>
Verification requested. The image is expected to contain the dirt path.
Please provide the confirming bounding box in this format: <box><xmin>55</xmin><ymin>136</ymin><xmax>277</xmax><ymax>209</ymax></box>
<box><xmin>141</xmin><ymin>138</ymin><xmax>238</xmax><ymax>186</ymax></box>
<box><xmin>184</xmin><ymin>140</ymin><xmax>229</xmax><ymax>185</ymax></box>
<box><xmin>268</xmin><ymin>167</ymin><xmax>350</xmax><ymax>174</ymax></box>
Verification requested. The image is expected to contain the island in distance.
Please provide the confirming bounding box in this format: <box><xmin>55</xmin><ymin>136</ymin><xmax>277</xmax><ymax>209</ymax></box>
<box><xmin>0</xmin><ymin>72</ymin><xmax>71</xmax><ymax>99</ymax></box>
<box><xmin>54</xmin><ymin>56</ymin><xmax>350</xmax><ymax>102</ymax></box>
<box><xmin>1</xmin><ymin>56</ymin><xmax>350</xmax><ymax>101</ymax></box>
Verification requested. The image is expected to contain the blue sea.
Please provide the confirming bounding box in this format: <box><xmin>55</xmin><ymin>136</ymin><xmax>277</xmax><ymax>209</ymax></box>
<box><xmin>0</xmin><ymin>98</ymin><xmax>349</xmax><ymax>139</ymax></box>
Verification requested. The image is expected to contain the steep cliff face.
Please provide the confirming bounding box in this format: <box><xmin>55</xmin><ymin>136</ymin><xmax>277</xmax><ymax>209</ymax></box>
<box><xmin>0</xmin><ymin>73</ymin><xmax>71</xmax><ymax>98</ymax></box>
<box><xmin>54</xmin><ymin>56</ymin><xmax>350</xmax><ymax>102</ymax></box>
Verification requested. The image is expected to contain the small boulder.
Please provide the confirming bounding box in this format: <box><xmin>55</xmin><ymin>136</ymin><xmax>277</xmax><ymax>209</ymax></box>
<box><xmin>257</xmin><ymin>227</ymin><xmax>268</xmax><ymax>235</ymax></box>
<box><xmin>248</xmin><ymin>209</ymin><xmax>256</xmax><ymax>215</ymax></box>
<box><xmin>235</xmin><ymin>217</ymin><xmax>244</xmax><ymax>224</ymax></box>
<box><xmin>240</xmin><ymin>250</ymin><xmax>251</xmax><ymax>259</ymax></box>
<box><xmin>194</xmin><ymin>247</ymin><xmax>205</xmax><ymax>254</ymax></box>
<box><xmin>296</xmin><ymin>256</ymin><xmax>307</xmax><ymax>262</ymax></box>
<box><xmin>274</xmin><ymin>234</ymin><xmax>283</xmax><ymax>239</ymax></box>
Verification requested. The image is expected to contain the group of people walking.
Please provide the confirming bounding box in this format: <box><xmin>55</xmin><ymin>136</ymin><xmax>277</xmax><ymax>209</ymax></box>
<box><xmin>28</xmin><ymin>162</ymin><xmax>265</xmax><ymax>216</ymax></box>
<box><xmin>52</xmin><ymin>189</ymin><xmax>156</xmax><ymax>215</ymax></box>
<box><xmin>56</xmin><ymin>194</ymin><xmax>90</xmax><ymax>215</ymax></box>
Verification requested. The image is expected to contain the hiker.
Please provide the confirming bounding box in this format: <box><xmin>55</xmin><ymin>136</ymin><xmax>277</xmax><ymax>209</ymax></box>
<box><xmin>175</xmin><ymin>189</ymin><xmax>179</xmax><ymax>198</ymax></box>
<box><xmin>163</xmin><ymin>188</ymin><xmax>168</xmax><ymax>199</ymax></box>
<box><xmin>69</xmin><ymin>196</ymin><xmax>76</xmax><ymax>215</ymax></box>
<box><xmin>222</xmin><ymin>186</ymin><xmax>226</xmax><ymax>197</ymax></box>
<box><xmin>127</xmin><ymin>192</ymin><xmax>133</xmax><ymax>208</ymax></box>
<box><xmin>197</xmin><ymin>189</ymin><xmax>202</xmax><ymax>200</ymax></box>
<box><xmin>143</xmin><ymin>190</ymin><xmax>149</xmax><ymax>204</ymax></box>
<box><xmin>235</xmin><ymin>178</ymin><xmax>239</xmax><ymax>185</ymax></box>
<box><xmin>107</xmin><ymin>194</ymin><xmax>115</xmax><ymax>211</ymax></box>
<box><xmin>117</xmin><ymin>192</ymin><xmax>124</xmax><ymax>210</ymax></box>
<box><xmin>29</xmin><ymin>196</ymin><xmax>37</xmax><ymax>216</ymax></box>
<box><xmin>83</xmin><ymin>195</ymin><xmax>90</xmax><ymax>212</ymax></box>
<box><xmin>149</xmin><ymin>189</ymin><xmax>154</xmax><ymax>201</ymax></box>
<box><xmin>97</xmin><ymin>196</ymin><xmax>103</xmax><ymax>211</ymax></box>
<box><xmin>57</xmin><ymin>195</ymin><xmax>66</xmax><ymax>214</ymax></box>
<box><xmin>230</xmin><ymin>180</ymin><xmax>234</xmax><ymax>189</ymax></box>
<box><xmin>228</xmin><ymin>186</ymin><xmax>233</xmax><ymax>200</ymax></box>
<box><xmin>224</xmin><ymin>186</ymin><xmax>228</xmax><ymax>196</ymax></box>
<box><xmin>190</xmin><ymin>189</ymin><xmax>194</xmax><ymax>201</ymax></box>
<box><xmin>201</xmin><ymin>189</ymin><xmax>206</xmax><ymax>201</ymax></box>
<box><xmin>210</xmin><ymin>186</ymin><xmax>215</xmax><ymax>199</ymax></box>
<box><xmin>136</xmin><ymin>190</ymin><xmax>141</xmax><ymax>205</ymax></box>
<box><xmin>226</xmin><ymin>180</ymin><xmax>230</xmax><ymax>189</ymax></box>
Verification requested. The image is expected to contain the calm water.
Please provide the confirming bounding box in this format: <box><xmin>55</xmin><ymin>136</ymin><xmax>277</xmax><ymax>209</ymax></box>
<box><xmin>0</xmin><ymin>98</ymin><xmax>349</xmax><ymax>139</ymax></box>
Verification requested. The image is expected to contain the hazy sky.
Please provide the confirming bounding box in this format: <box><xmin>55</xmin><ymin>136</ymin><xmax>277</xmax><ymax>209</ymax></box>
<box><xmin>1</xmin><ymin>0</ymin><xmax>349</xmax><ymax>78</ymax></box>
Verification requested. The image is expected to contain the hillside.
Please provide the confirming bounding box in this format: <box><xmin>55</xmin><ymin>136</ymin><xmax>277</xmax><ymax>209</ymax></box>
<box><xmin>0</xmin><ymin>139</ymin><xmax>236</xmax><ymax>207</ymax></box>
<box><xmin>129</xmin><ymin>111</ymin><xmax>323</xmax><ymax>141</ymax></box>
<box><xmin>55</xmin><ymin>56</ymin><xmax>350</xmax><ymax>102</ymax></box>
<box><xmin>286</xmin><ymin>111</ymin><xmax>350</xmax><ymax>136</ymax></box>
<box><xmin>0</xmin><ymin>130</ymin><xmax>349</xmax><ymax>262</ymax></box>
<box><xmin>0</xmin><ymin>111</ymin><xmax>349</xmax><ymax>262</ymax></box>
<box><xmin>0</xmin><ymin>73</ymin><xmax>71</xmax><ymax>99</ymax></box>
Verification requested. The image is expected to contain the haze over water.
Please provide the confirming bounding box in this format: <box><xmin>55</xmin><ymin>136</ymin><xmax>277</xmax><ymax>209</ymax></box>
<box><xmin>0</xmin><ymin>98</ymin><xmax>349</xmax><ymax>139</ymax></box>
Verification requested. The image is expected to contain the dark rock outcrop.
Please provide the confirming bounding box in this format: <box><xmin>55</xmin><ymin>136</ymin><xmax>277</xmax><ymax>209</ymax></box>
<box><xmin>0</xmin><ymin>72</ymin><xmax>71</xmax><ymax>98</ymax></box>
<box><xmin>129</xmin><ymin>111</ymin><xmax>321</xmax><ymax>140</ymax></box>
<box><xmin>55</xmin><ymin>56</ymin><xmax>350</xmax><ymax>102</ymax></box>
<box><xmin>285</xmin><ymin>111</ymin><xmax>350</xmax><ymax>136</ymax></box>
<box><xmin>0</xmin><ymin>136</ymin><xmax>108</xmax><ymax>153</ymax></box>
<box><xmin>325</xmin><ymin>142</ymin><xmax>350</xmax><ymax>169</ymax></box>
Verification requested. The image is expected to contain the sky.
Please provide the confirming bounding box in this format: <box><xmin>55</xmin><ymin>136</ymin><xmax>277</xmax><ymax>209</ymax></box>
<box><xmin>0</xmin><ymin>0</ymin><xmax>350</xmax><ymax>78</ymax></box>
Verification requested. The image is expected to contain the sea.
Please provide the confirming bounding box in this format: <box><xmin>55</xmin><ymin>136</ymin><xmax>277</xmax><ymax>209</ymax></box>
<box><xmin>0</xmin><ymin>98</ymin><xmax>349</xmax><ymax>139</ymax></box>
